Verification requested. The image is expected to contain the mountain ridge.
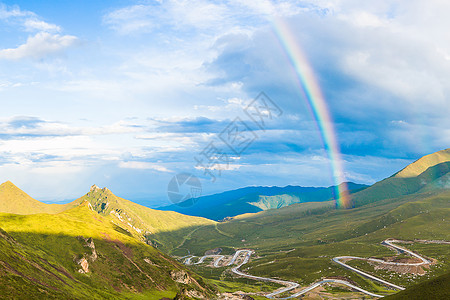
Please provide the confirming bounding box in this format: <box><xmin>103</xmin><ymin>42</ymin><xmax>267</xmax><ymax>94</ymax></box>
<box><xmin>0</xmin><ymin>181</ymin><xmax>215</xmax><ymax>252</ymax></box>
<box><xmin>0</xmin><ymin>181</ymin><xmax>76</xmax><ymax>215</ymax></box>
<box><xmin>159</xmin><ymin>182</ymin><xmax>368</xmax><ymax>221</ymax></box>
<box><xmin>394</xmin><ymin>148</ymin><xmax>450</xmax><ymax>178</ymax></box>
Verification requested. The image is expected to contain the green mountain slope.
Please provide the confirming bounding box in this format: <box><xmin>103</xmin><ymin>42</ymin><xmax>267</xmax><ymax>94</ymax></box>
<box><xmin>173</xmin><ymin>189</ymin><xmax>449</xmax><ymax>297</ymax></box>
<box><xmin>74</xmin><ymin>185</ymin><xmax>215</xmax><ymax>252</ymax></box>
<box><xmin>384</xmin><ymin>272</ymin><xmax>450</xmax><ymax>300</ymax></box>
<box><xmin>0</xmin><ymin>202</ymin><xmax>215</xmax><ymax>299</ymax></box>
<box><xmin>350</xmin><ymin>157</ymin><xmax>450</xmax><ymax>207</ymax></box>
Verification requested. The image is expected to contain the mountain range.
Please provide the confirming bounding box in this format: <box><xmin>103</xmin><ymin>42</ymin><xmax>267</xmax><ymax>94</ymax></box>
<box><xmin>160</xmin><ymin>182</ymin><xmax>368</xmax><ymax>221</ymax></box>
<box><xmin>0</xmin><ymin>148</ymin><xmax>449</xmax><ymax>299</ymax></box>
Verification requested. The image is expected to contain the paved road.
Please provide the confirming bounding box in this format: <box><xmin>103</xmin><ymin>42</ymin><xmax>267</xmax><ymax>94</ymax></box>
<box><xmin>182</xmin><ymin>239</ymin><xmax>447</xmax><ymax>299</ymax></box>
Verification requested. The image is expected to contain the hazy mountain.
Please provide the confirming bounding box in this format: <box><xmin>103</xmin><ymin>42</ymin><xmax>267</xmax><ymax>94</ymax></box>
<box><xmin>159</xmin><ymin>182</ymin><xmax>368</xmax><ymax>221</ymax></box>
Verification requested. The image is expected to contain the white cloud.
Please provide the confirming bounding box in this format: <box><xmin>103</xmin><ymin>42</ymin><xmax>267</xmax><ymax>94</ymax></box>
<box><xmin>0</xmin><ymin>4</ymin><xmax>34</xmax><ymax>19</ymax></box>
<box><xmin>24</xmin><ymin>19</ymin><xmax>61</xmax><ymax>32</ymax></box>
<box><xmin>195</xmin><ymin>163</ymin><xmax>242</xmax><ymax>171</ymax></box>
<box><xmin>0</xmin><ymin>117</ymin><xmax>142</xmax><ymax>137</ymax></box>
<box><xmin>0</xmin><ymin>32</ymin><xmax>79</xmax><ymax>60</ymax></box>
<box><xmin>103</xmin><ymin>4</ymin><xmax>157</xmax><ymax>34</ymax></box>
<box><xmin>103</xmin><ymin>0</ymin><xmax>306</xmax><ymax>35</ymax></box>
<box><xmin>0</xmin><ymin>4</ymin><xmax>61</xmax><ymax>33</ymax></box>
<box><xmin>119</xmin><ymin>161</ymin><xmax>171</xmax><ymax>172</ymax></box>
<box><xmin>103</xmin><ymin>1</ymin><xmax>229</xmax><ymax>34</ymax></box>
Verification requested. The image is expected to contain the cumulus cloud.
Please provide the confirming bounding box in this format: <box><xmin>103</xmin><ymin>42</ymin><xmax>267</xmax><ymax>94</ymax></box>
<box><xmin>204</xmin><ymin>0</ymin><xmax>450</xmax><ymax>158</ymax></box>
<box><xmin>0</xmin><ymin>4</ymin><xmax>77</xmax><ymax>61</ymax></box>
<box><xmin>0</xmin><ymin>32</ymin><xmax>79</xmax><ymax>60</ymax></box>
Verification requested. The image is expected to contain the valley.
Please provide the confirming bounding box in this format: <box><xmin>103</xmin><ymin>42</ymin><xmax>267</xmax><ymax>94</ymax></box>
<box><xmin>169</xmin><ymin>150</ymin><xmax>450</xmax><ymax>299</ymax></box>
<box><xmin>0</xmin><ymin>149</ymin><xmax>449</xmax><ymax>299</ymax></box>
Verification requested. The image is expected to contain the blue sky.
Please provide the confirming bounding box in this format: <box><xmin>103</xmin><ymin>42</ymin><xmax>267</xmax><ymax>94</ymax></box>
<box><xmin>0</xmin><ymin>0</ymin><xmax>449</xmax><ymax>206</ymax></box>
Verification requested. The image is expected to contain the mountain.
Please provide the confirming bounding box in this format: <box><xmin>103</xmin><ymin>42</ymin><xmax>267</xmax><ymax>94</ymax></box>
<box><xmin>0</xmin><ymin>201</ymin><xmax>215</xmax><ymax>299</ymax></box>
<box><xmin>159</xmin><ymin>182</ymin><xmax>368</xmax><ymax>221</ymax></box>
<box><xmin>350</xmin><ymin>148</ymin><xmax>450</xmax><ymax>207</ymax></box>
<box><xmin>163</xmin><ymin>150</ymin><xmax>449</xmax><ymax>298</ymax></box>
<box><xmin>171</xmin><ymin>185</ymin><xmax>450</xmax><ymax>298</ymax></box>
<box><xmin>1</xmin><ymin>148</ymin><xmax>448</xmax><ymax>299</ymax></box>
<box><xmin>0</xmin><ymin>183</ymin><xmax>215</xmax><ymax>252</ymax></box>
<box><xmin>75</xmin><ymin>185</ymin><xmax>215</xmax><ymax>251</ymax></box>
<box><xmin>0</xmin><ymin>181</ymin><xmax>76</xmax><ymax>215</ymax></box>
<box><xmin>394</xmin><ymin>148</ymin><xmax>450</xmax><ymax>178</ymax></box>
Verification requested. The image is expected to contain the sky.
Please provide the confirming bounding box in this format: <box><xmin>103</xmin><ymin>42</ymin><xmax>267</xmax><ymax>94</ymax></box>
<box><xmin>0</xmin><ymin>0</ymin><xmax>449</xmax><ymax>207</ymax></box>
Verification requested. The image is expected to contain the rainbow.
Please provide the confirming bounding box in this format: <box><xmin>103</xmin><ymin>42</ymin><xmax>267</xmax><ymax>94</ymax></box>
<box><xmin>272</xmin><ymin>18</ymin><xmax>351</xmax><ymax>209</ymax></box>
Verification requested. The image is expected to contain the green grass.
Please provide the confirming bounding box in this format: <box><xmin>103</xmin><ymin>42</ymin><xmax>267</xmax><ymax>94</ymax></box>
<box><xmin>169</xmin><ymin>189</ymin><xmax>449</xmax><ymax>297</ymax></box>
<box><xmin>384</xmin><ymin>271</ymin><xmax>450</xmax><ymax>300</ymax></box>
<box><xmin>0</xmin><ymin>204</ymin><xmax>216</xmax><ymax>299</ymax></box>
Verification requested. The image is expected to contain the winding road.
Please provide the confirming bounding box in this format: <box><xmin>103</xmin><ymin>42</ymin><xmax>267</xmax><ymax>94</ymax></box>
<box><xmin>183</xmin><ymin>239</ymin><xmax>448</xmax><ymax>299</ymax></box>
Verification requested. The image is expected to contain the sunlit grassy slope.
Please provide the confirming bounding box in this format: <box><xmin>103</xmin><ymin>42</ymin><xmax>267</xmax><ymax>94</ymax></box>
<box><xmin>0</xmin><ymin>182</ymin><xmax>215</xmax><ymax>252</ymax></box>
<box><xmin>0</xmin><ymin>181</ymin><xmax>76</xmax><ymax>215</ymax></box>
<box><xmin>0</xmin><ymin>202</ymin><xmax>215</xmax><ymax>299</ymax></box>
<box><xmin>178</xmin><ymin>190</ymin><xmax>449</xmax><ymax>296</ymax></box>
<box><xmin>394</xmin><ymin>148</ymin><xmax>450</xmax><ymax>178</ymax></box>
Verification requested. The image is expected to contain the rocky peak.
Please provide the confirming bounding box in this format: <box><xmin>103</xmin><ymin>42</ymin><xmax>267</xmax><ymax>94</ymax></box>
<box><xmin>90</xmin><ymin>184</ymin><xmax>100</xmax><ymax>192</ymax></box>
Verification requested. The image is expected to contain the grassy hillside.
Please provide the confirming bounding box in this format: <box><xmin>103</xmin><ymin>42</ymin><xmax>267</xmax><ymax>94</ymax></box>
<box><xmin>0</xmin><ymin>182</ymin><xmax>215</xmax><ymax>253</ymax></box>
<box><xmin>75</xmin><ymin>185</ymin><xmax>215</xmax><ymax>252</ymax></box>
<box><xmin>164</xmin><ymin>150</ymin><xmax>450</xmax><ymax>298</ymax></box>
<box><xmin>350</xmin><ymin>161</ymin><xmax>450</xmax><ymax>207</ymax></box>
<box><xmin>394</xmin><ymin>148</ymin><xmax>450</xmax><ymax>178</ymax></box>
<box><xmin>384</xmin><ymin>272</ymin><xmax>450</xmax><ymax>300</ymax></box>
<box><xmin>173</xmin><ymin>188</ymin><xmax>449</xmax><ymax>297</ymax></box>
<box><xmin>0</xmin><ymin>181</ymin><xmax>76</xmax><ymax>215</ymax></box>
<box><xmin>0</xmin><ymin>202</ymin><xmax>215</xmax><ymax>299</ymax></box>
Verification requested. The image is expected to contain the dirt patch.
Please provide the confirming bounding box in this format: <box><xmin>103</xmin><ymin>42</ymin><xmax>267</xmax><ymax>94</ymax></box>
<box><xmin>371</xmin><ymin>261</ymin><xmax>427</xmax><ymax>275</ymax></box>
<box><xmin>205</xmin><ymin>248</ymin><xmax>222</xmax><ymax>255</ymax></box>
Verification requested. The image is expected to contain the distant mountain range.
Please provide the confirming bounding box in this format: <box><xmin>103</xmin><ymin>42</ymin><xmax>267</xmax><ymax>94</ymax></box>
<box><xmin>159</xmin><ymin>182</ymin><xmax>368</xmax><ymax>221</ymax></box>
<box><xmin>159</xmin><ymin>149</ymin><xmax>450</xmax><ymax>221</ymax></box>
